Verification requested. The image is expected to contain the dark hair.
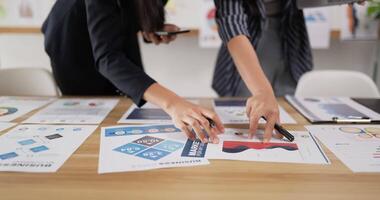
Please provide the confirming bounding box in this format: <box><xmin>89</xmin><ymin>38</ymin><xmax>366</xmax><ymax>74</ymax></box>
<box><xmin>134</xmin><ymin>0</ymin><xmax>166</xmax><ymax>32</ymax></box>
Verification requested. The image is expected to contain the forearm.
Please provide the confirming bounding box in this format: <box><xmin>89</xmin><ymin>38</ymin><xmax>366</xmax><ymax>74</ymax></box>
<box><xmin>227</xmin><ymin>35</ymin><xmax>274</xmax><ymax>95</ymax></box>
<box><xmin>143</xmin><ymin>83</ymin><xmax>182</xmax><ymax>112</ymax></box>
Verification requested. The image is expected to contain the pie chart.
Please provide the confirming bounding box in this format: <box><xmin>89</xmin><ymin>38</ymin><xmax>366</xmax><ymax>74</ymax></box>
<box><xmin>0</xmin><ymin>107</ymin><xmax>18</xmax><ymax>116</ymax></box>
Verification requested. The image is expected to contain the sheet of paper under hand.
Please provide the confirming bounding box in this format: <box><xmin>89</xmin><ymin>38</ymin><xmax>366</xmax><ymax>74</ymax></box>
<box><xmin>98</xmin><ymin>124</ymin><xmax>209</xmax><ymax>173</ymax></box>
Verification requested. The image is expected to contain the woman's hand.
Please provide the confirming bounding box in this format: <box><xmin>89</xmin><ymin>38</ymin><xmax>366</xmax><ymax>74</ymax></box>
<box><xmin>246</xmin><ymin>92</ymin><xmax>283</xmax><ymax>143</ymax></box>
<box><xmin>165</xmin><ymin>99</ymin><xmax>225</xmax><ymax>144</ymax></box>
<box><xmin>143</xmin><ymin>24</ymin><xmax>179</xmax><ymax>45</ymax></box>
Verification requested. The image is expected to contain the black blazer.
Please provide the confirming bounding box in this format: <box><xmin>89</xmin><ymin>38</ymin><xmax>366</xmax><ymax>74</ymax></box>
<box><xmin>42</xmin><ymin>0</ymin><xmax>162</xmax><ymax>106</ymax></box>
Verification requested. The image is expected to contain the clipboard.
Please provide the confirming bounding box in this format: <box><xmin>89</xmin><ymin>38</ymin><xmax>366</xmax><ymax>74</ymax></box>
<box><xmin>285</xmin><ymin>95</ymin><xmax>380</xmax><ymax>124</ymax></box>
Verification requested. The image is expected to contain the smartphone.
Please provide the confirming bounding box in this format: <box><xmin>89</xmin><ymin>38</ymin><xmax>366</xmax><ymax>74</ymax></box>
<box><xmin>154</xmin><ymin>29</ymin><xmax>191</xmax><ymax>36</ymax></box>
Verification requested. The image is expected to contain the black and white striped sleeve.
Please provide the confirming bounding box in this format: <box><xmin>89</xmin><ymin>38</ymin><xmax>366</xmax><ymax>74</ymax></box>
<box><xmin>214</xmin><ymin>0</ymin><xmax>250</xmax><ymax>43</ymax></box>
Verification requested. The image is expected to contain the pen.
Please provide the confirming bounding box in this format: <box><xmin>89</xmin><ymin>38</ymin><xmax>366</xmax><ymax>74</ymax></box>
<box><xmin>332</xmin><ymin>116</ymin><xmax>371</xmax><ymax>123</ymax></box>
<box><xmin>262</xmin><ymin>117</ymin><xmax>295</xmax><ymax>142</ymax></box>
<box><xmin>206</xmin><ymin>117</ymin><xmax>216</xmax><ymax>128</ymax></box>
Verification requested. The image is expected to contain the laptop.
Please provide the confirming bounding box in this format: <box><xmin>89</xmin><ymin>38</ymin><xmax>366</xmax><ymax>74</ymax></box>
<box><xmin>297</xmin><ymin>0</ymin><xmax>361</xmax><ymax>8</ymax></box>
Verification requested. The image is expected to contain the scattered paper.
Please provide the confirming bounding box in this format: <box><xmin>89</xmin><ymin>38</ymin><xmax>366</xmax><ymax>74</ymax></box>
<box><xmin>24</xmin><ymin>98</ymin><xmax>119</xmax><ymax>124</ymax></box>
<box><xmin>204</xmin><ymin>128</ymin><xmax>330</xmax><ymax>165</ymax></box>
<box><xmin>99</xmin><ymin>124</ymin><xmax>209</xmax><ymax>173</ymax></box>
<box><xmin>0</xmin><ymin>124</ymin><xmax>97</xmax><ymax>172</ymax></box>
<box><xmin>0</xmin><ymin>96</ymin><xmax>55</xmax><ymax>122</ymax></box>
<box><xmin>307</xmin><ymin>125</ymin><xmax>380</xmax><ymax>173</ymax></box>
<box><xmin>0</xmin><ymin>122</ymin><xmax>16</xmax><ymax>132</ymax></box>
<box><xmin>286</xmin><ymin>96</ymin><xmax>380</xmax><ymax>123</ymax></box>
<box><xmin>213</xmin><ymin>99</ymin><xmax>296</xmax><ymax>124</ymax></box>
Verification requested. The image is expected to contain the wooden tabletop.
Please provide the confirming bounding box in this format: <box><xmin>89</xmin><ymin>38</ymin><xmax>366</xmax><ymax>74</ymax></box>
<box><xmin>0</xmin><ymin>97</ymin><xmax>379</xmax><ymax>200</ymax></box>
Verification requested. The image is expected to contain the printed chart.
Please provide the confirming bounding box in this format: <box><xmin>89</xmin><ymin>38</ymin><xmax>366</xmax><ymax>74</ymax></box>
<box><xmin>0</xmin><ymin>124</ymin><xmax>97</xmax><ymax>172</ymax></box>
<box><xmin>24</xmin><ymin>99</ymin><xmax>119</xmax><ymax>124</ymax></box>
<box><xmin>0</xmin><ymin>96</ymin><xmax>54</xmax><ymax>122</ymax></box>
<box><xmin>205</xmin><ymin>128</ymin><xmax>330</xmax><ymax>165</ymax></box>
<box><xmin>99</xmin><ymin>124</ymin><xmax>209</xmax><ymax>173</ymax></box>
<box><xmin>307</xmin><ymin>125</ymin><xmax>380</xmax><ymax>172</ymax></box>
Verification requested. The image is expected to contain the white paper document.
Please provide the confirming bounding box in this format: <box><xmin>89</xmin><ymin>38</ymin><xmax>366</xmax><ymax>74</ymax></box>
<box><xmin>24</xmin><ymin>98</ymin><xmax>119</xmax><ymax>124</ymax></box>
<box><xmin>204</xmin><ymin>128</ymin><xmax>330</xmax><ymax>165</ymax></box>
<box><xmin>0</xmin><ymin>122</ymin><xmax>16</xmax><ymax>132</ymax></box>
<box><xmin>0</xmin><ymin>124</ymin><xmax>97</xmax><ymax>172</ymax></box>
<box><xmin>213</xmin><ymin>99</ymin><xmax>296</xmax><ymax>124</ymax></box>
<box><xmin>0</xmin><ymin>96</ymin><xmax>54</xmax><ymax>122</ymax></box>
<box><xmin>99</xmin><ymin>124</ymin><xmax>209</xmax><ymax>173</ymax></box>
<box><xmin>286</xmin><ymin>96</ymin><xmax>380</xmax><ymax>123</ymax></box>
<box><xmin>307</xmin><ymin>125</ymin><xmax>380</xmax><ymax>173</ymax></box>
<box><xmin>118</xmin><ymin>100</ymin><xmax>199</xmax><ymax>124</ymax></box>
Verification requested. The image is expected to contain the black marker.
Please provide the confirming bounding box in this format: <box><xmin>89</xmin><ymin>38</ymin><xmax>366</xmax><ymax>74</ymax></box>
<box><xmin>206</xmin><ymin>117</ymin><xmax>216</xmax><ymax>128</ymax></box>
<box><xmin>262</xmin><ymin>117</ymin><xmax>294</xmax><ymax>142</ymax></box>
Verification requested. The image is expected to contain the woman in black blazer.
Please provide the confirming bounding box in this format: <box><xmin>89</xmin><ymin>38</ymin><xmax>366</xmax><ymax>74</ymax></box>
<box><xmin>43</xmin><ymin>0</ymin><xmax>224</xmax><ymax>143</ymax></box>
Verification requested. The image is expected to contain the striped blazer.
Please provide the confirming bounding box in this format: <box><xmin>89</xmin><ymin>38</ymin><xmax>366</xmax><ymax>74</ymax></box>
<box><xmin>212</xmin><ymin>0</ymin><xmax>313</xmax><ymax>96</ymax></box>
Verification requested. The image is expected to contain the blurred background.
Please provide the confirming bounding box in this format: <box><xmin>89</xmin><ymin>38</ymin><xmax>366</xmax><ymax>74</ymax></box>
<box><xmin>0</xmin><ymin>0</ymin><xmax>379</xmax><ymax>97</ymax></box>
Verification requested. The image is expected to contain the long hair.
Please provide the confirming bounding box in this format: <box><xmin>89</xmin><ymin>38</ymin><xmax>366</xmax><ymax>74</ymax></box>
<box><xmin>134</xmin><ymin>0</ymin><xmax>166</xmax><ymax>32</ymax></box>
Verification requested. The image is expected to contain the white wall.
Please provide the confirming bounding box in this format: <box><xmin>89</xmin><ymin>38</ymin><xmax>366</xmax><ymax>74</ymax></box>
<box><xmin>0</xmin><ymin>34</ymin><xmax>378</xmax><ymax>97</ymax></box>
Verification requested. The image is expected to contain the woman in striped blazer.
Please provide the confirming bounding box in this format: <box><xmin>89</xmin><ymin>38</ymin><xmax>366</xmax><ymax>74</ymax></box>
<box><xmin>212</xmin><ymin>0</ymin><xmax>313</xmax><ymax>141</ymax></box>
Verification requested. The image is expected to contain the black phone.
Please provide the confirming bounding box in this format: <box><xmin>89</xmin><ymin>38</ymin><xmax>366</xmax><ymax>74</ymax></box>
<box><xmin>154</xmin><ymin>29</ymin><xmax>191</xmax><ymax>36</ymax></box>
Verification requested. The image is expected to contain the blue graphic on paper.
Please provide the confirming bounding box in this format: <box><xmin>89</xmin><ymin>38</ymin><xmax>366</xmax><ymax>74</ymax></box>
<box><xmin>0</xmin><ymin>152</ymin><xmax>18</xmax><ymax>160</ymax></box>
<box><xmin>155</xmin><ymin>140</ymin><xmax>184</xmax><ymax>152</ymax></box>
<box><xmin>181</xmin><ymin>139</ymin><xmax>208</xmax><ymax>158</ymax></box>
<box><xmin>73</xmin><ymin>128</ymin><xmax>82</xmax><ymax>132</ymax></box>
<box><xmin>37</xmin><ymin>127</ymin><xmax>47</xmax><ymax>131</ymax></box>
<box><xmin>30</xmin><ymin>145</ymin><xmax>49</xmax><ymax>153</ymax></box>
<box><xmin>18</xmin><ymin>139</ymin><xmax>36</xmax><ymax>146</ymax></box>
<box><xmin>105</xmin><ymin>125</ymin><xmax>180</xmax><ymax>137</ymax></box>
<box><xmin>113</xmin><ymin>143</ymin><xmax>147</xmax><ymax>155</ymax></box>
<box><xmin>135</xmin><ymin>148</ymin><xmax>170</xmax><ymax>161</ymax></box>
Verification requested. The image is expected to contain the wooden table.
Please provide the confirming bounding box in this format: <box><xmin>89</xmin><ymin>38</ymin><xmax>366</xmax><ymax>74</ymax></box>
<box><xmin>0</xmin><ymin>98</ymin><xmax>379</xmax><ymax>200</ymax></box>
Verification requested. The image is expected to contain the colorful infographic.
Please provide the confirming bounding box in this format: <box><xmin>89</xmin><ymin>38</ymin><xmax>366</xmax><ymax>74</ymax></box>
<box><xmin>24</xmin><ymin>99</ymin><xmax>119</xmax><ymax>124</ymax></box>
<box><xmin>222</xmin><ymin>141</ymin><xmax>299</xmax><ymax>153</ymax></box>
<box><xmin>205</xmin><ymin>129</ymin><xmax>330</xmax><ymax>165</ymax></box>
<box><xmin>99</xmin><ymin>124</ymin><xmax>209</xmax><ymax>173</ymax></box>
<box><xmin>213</xmin><ymin>99</ymin><xmax>296</xmax><ymax>124</ymax></box>
<box><xmin>0</xmin><ymin>124</ymin><xmax>97</xmax><ymax>172</ymax></box>
<box><xmin>0</xmin><ymin>96</ymin><xmax>54</xmax><ymax>122</ymax></box>
<box><xmin>307</xmin><ymin>125</ymin><xmax>380</xmax><ymax>173</ymax></box>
